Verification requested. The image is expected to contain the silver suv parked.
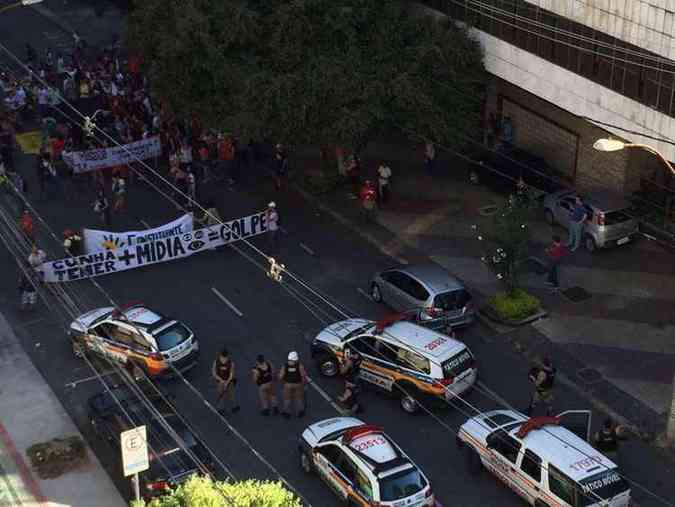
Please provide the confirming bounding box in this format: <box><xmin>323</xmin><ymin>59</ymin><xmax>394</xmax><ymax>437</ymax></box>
<box><xmin>370</xmin><ymin>263</ymin><xmax>476</xmax><ymax>327</ymax></box>
<box><xmin>543</xmin><ymin>190</ymin><xmax>639</xmax><ymax>252</ymax></box>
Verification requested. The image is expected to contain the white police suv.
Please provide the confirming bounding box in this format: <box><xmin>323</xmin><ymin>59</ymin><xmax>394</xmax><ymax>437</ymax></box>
<box><xmin>299</xmin><ymin>417</ymin><xmax>437</xmax><ymax>506</ymax></box>
<box><xmin>457</xmin><ymin>410</ymin><xmax>631</xmax><ymax>507</ymax></box>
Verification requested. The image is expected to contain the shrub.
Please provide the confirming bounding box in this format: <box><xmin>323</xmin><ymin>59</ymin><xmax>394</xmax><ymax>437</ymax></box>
<box><xmin>489</xmin><ymin>289</ymin><xmax>540</xmax><ymax>321</ymax></box>
<box><xmin>132</xmin><ymin>476</ymin><xmax>301</xmax><ymax>507</ymax></box>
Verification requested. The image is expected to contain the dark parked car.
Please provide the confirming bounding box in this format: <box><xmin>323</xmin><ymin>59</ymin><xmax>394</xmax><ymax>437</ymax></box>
<box><xmin>469</xmin><ymin>146</ymin><xmax>567</xmax><ymax>197</ymax></box>
<box><xmin>87</xmin><ymin>384</ymin><xmax>215</xmax><ymax>499</ymax></box>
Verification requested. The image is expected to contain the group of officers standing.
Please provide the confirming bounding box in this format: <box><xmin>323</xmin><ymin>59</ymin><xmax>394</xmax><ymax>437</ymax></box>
<box><xmin>211</xmin><ymin>347</ymin><xmax>363</xmax><ymax>419</ymax></box>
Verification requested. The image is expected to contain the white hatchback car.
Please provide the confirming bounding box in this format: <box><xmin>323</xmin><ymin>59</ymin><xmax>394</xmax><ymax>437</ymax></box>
<box><xmin>299</xmin><ymin>417</ymin><xmax>437</xmax><ymax>506</ymax></box>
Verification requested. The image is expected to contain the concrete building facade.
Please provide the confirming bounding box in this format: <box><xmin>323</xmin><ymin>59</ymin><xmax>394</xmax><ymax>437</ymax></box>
<box><xmin>417</xmin><ymin>0</ymin><xmax>675</xmax><ymax>198</ymax></box>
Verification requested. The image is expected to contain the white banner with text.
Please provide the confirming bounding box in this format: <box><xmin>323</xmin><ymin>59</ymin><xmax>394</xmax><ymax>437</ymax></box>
<box><xmin>41</xmin><ymin>211</ymin><xmax>268</xmax><ymax>283</ymax></box>
<box><xmin>83</xmin><ymin>214</ymin><xmax>194</xmax><ymax>254</ymax></box>
<box><xmin>62</xmin><ymin>136</ymin><xmax>161</xmax><ymax>174</ymax></box>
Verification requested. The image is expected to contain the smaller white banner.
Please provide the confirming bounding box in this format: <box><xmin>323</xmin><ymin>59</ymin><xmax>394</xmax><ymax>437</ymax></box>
<box><xmin>83</xmin><ymin>214</ymin><xmax>194</xmax><ymax>254</ymax></box>
<box><xmin>62</xmin><ymin>136</ymin><xmax>161</xmax><ymax>174</ymax></box>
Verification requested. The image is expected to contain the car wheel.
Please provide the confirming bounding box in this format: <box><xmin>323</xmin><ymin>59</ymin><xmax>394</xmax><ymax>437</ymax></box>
<box><xmin>370</xmin><ymin>283</ymin><xmax>382</xmax><ymax>303</ymax></box>
<box><xmin>299</xmin><ymin>448</ymin><xmax>313</xmax><ymax>474</ymax></box>
<box><xmin>317</xmin><ymin>354</ymin><xmax>339</xmax><ymax>377</ymax></box>
<box><xmin>72</xmin><ymin>339</ymin><xmax>84</xmax><ymax>359</ymax></box>
<box><xmin>544</xmin><ymin>209</ymin><xmax>555</xmax><ymax>226</ymax></box>
<box><xmin>584</xmin><ymin>235</ymin><xmax>597</xmax><ymax>253</ymax></box>
<box><xmin>396</xmin><ymin>382</ymin><xmax>419</xmax><ymax>414</ymax></box>
<box><xmin>465</xmin><ymin>446</ymin><xmax>482</xmax><ymax>475</ymax></box>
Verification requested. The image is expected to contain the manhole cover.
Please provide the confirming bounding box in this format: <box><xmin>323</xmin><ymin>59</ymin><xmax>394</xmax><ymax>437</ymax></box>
<box><xmin>561</xmin><ymin>286</ymin><xmax>592</xmax><ymax>303</ymax></box>
<box><xmin>577</xmin><ymin>367</ymin><xmax>603</xmax><ymax>384</ymax></box>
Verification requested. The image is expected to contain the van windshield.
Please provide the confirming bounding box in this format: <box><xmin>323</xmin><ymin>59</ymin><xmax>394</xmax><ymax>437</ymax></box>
<box><xmin>379</xmin><ymin>467</ymin><xmax>427</xmax><ymax>501</ymax></box>
<box><xmin>578</xmin><ymin>469</ymin><xmax>629</xmax><ymax>506</ymax></box>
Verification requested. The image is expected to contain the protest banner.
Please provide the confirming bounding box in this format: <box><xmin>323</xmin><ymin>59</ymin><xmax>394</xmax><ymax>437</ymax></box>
<box><xmin>83</xmin><ymin>214</ymin><xmax>193</xmax><ymax>254</ymax></box>
<box><xmin>62</xmin><ymin>136</ymin><xmax>161</xmax><ymax>174</ymax></box>
<box><xmin>41</xmin><ymin>211</ymin><xmax>268</xmax><ymax>283</ymax></box>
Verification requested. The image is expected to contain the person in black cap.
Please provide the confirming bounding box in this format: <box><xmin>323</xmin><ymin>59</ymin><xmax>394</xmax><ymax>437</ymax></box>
<box><xmin>251</xmin><ymin>354</ymin><xmax>278</xmax><ymax>416</ymax></box>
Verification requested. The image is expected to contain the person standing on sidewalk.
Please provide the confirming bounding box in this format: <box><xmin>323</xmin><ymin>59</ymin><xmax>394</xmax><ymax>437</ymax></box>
<box><xmin>544</xmin><ymin>235</ymin><xmax>567</xmax><ymax>290</ymax></box>
<box><xmin>251</xmin><ymin>354</ymin><xmax>278</xmax><ymax>416</ymax></box>
<box><xmin>567</xmin><ymin>196</ymin><xmax>587</xmax><ymax>252</ymax></box>
<box><xmin>377</xmin><ymin>163</ymin><xmax>392</xmax><ymax>205</ymax></box>
<box><xmin>526</xmin><ymin>357</ymin><xmax>556</xmax><ymax>416</ymax></box>
<box><xmin>279</xmin><ymin>351</ymin><xmax>307</xmax><ymax>419</ymax></box>
<box><xmin>265</xmin><ymin>201</ymin><xmax>279</xmax><ymax>251</ymax></box>
<box><xmin>359</xmin><ymin>180</ymin><xmax>377</xmax><ymax>221</ymax></box>
<box><xmin>212</xmin><ymin>348</ymin><xmax>240</xmax><ymax>414</ymax></box>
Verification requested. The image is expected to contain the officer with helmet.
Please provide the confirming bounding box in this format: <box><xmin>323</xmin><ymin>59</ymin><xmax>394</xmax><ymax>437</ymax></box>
<box><xmin>279</xmin><ymin>351</ymin><xmax>307</xmax><ymax>419</ymax></box>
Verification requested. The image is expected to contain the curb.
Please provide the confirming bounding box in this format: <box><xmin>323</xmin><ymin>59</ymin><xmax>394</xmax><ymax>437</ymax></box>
<box><xmin>30</xmin><ymin>4</ymin><xmax>77</xmax><ymax>37</ymax></box>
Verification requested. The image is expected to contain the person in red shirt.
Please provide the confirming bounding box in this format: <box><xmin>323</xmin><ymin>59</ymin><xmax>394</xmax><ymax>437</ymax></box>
<box><xmin>359</xmin><ymin>180</ymin><xmax>377</xmax><ymax>221</ymax></box>
<box><xmin>545</xmin><ymin>235</ymin><xmax>567</xmax><ymax>289</ymax></box>
<box><xmin>50</xmin><ymin>135</ymin><xmax>65</xmax><ymax>162</ymax></box>
<box><xmin>19</xmin><ymin>210</ymin><xmax>34</xmax><ymax>242</ymax></box>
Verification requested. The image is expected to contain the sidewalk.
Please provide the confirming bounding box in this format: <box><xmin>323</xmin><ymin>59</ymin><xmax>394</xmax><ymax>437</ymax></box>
<box><xmin>0</xmin><ymin>313</ymin><xmax>127</xmax><ymax>507</ymax></box>
<box><xmin>292</xmin><ymin>139</ymin><xmax>675</xmax><ymax>437</ymax></box>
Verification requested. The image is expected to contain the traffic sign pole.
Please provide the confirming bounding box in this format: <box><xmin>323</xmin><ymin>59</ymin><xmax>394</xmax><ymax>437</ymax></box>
<box><xmin>132</xmin><ymin>473</ymin><xmax>140</xmax><ymax>501</ymax></box>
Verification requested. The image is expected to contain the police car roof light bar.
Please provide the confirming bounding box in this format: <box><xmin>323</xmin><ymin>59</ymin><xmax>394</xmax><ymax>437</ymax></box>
<box><xmin>515</xmin><ymin>416</ymin><xmax>561</xmax><ymax>439</ymax></box>
<box><xmin>343</xmin><ymin>425</ymin><xmax>384</xmax><ymax>443</ymax></box>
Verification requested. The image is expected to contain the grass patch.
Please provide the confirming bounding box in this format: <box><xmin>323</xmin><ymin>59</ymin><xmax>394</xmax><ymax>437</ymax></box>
<box><xmin>488</xmin><ymin>288</ymin><xmax>540</xmax><ymax>321</ymax></box>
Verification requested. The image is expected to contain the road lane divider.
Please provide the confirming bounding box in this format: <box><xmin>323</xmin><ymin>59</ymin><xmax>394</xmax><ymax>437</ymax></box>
<box><xmin>356</xmin><ymin>287</ymin><xmax>372</xmax><ymax>300</ymax></box>
<box><xmin>65</xmin><ymin>370</ymin><xmax>116</xmax><ymax>388</ymax></box>
<box><xmin>211</xmin><ymin>287</ymin><xmax>244</xmax><ymax>317</ymax></box>
<box><xmin>139</xmin><ymin>219</ymin><xmax>151</xmax><ymax>229</ymax></box>
<box><xmin>299</xmin><ymin>242</ymin><xmax>315</xmax><ymax>256</ymax></box>
<box><xmin>306</xmin><ymin>376</ymin><xmax>347</xmax><ymax>415</ymax></box>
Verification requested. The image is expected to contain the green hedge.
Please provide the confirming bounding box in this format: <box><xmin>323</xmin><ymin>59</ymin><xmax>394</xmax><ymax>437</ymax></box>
<box><xmin>489</xmin><ymin>289</ymin><xmax>540</xmax><ymax>321</ymax></box>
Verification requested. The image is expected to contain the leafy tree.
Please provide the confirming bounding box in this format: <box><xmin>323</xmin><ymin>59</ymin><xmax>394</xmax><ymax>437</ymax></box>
<box><xmin>126</xmin><ymin>0</ymin><xmax>485</xmax><ymax>150</ymax></box>
<box><xmin>475</xmin><ymin>193</ymin><xmax>535</xmax><ymax>295</ymax></box>
<box><xmin>130</xmin><ymin>476</ymin><xmax>301</xmax><ymax>507</ymax></box>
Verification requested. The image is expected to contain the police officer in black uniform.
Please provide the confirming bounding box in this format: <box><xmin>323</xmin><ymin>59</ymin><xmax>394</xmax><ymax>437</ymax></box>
<box><xmin>338</xmin><ymin>348</ymin><xmax>363</xmax><ymax>414</ymax></box>
<box><xmin>594</xmin><ymin>418</ymin><xmax>623</xmax><ymax>462</ymax></box>
<box><xmin>527</xmin><ymin>357</ymin><xmax>556</xmax><ymax>416</ymax></box>
<box><xmin>251</xmin><ymin>354</ymin><xmax>278</xmax><ymax>416</ymax></box>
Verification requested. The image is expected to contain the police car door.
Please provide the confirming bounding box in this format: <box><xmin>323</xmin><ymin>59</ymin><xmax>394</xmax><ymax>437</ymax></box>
<box><xmin>87</xmin><ymin>322</ymin><xmax>127</xmax><ymax>363</ymax></box>
<box><xmin>557</xmin><ymin>410</ymin><xmax>592</xmax><ymax>442</ymax></box>
<box><xmin>313</xmin><ymin>444</ymin><xmax>353</xmax><ymax>502</ymax></box>
<box><xmin>346</xmin><ymin>335</ymin><xmax>395</xmax><ymax>393</ymax></box>
<box><xmin>485</xmin><ymin>429</ymin><xmax>528</xmax><ymax>501</ymax></box>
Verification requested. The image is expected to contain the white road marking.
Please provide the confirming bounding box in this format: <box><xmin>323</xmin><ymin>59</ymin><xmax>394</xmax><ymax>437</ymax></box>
<box><xmin>140</xmin><ymin>219</ymin><xmax>151</xmax><ymax>229</ymax></box>
<box><xmin>477</xmin><ymin>380</ymin><xmax>515</xmax><ymax>409</ymax></box>
<box><xmin>307</xmin><ymin>376</ymin><xmax>347</xmax><ymax>415</ymax></box>
<box><xmin>211</xmin><ymin>287</ymin><xmax>244</xmax><ymax>317</ymax></box>
<box><xmin>66</xmin><ymin>370</ymin><xmax>117</xmax><ymax>388</ymax></box>
<box><xmin>299</xmin><ymin>242</ymin><xmax>315</xmax><ymax>256</ymax></box>
<box><xmin>356</xmin><ymin>287</ymin><xmax>372</xmax><ymax>300</ymax></box>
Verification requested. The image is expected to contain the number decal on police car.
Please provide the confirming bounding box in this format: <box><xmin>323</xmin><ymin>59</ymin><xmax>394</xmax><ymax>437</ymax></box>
<box><xmin>352</xmin><ymin>437</ymin><xmax>386</xmax><ymax>452</ymax></box>
<box><xmin>425</xmin><ymin>337</ymin><xmax>446</xmax><ymax>351</ymax></box>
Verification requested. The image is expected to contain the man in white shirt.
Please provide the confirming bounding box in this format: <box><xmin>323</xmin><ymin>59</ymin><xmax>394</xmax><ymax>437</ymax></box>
<box><xmin>265</xmin><ymin>201</ymin><xmax>279</xmax><ymax>251</ymax></box>
<box><xmin>377</xmin><ymin>163</ymin><xmax>392</xmax><ymax>205</ymax></box>
<box><xmin>37</xmin><ymin>86</ymin><xmax>49</xmax><ymax>117</ymax></box>
<box><xmin>28</xmin><ymin>245</ymin><xmax>47</xmax><ymax>280</ymax></box>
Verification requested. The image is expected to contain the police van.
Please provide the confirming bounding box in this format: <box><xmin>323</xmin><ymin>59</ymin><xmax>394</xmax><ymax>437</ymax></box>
<box><xmin>299</xmin><ymin>417</ymin><xmax>437</xmax><ymax>506</ymax></box>
<box><xmin>311</xmin><ymin>316</ymin><xmax>477</xmax><ymax>413</ymax></box>
<box><xmin>457</xmin><ymin>410</ymin><xmax>631</xmax><ymax>507</ymax></box>
<box><xmin>69</xmin><ymin>302</ymin><xmax>199</xmax><ymax>378</ymax></box>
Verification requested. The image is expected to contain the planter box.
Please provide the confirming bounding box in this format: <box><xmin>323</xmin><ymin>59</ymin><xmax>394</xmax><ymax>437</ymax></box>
<box><xmin>479</xmin><ymin>304</ymin><xmax>547</xmax><ymax>327</ymax></box>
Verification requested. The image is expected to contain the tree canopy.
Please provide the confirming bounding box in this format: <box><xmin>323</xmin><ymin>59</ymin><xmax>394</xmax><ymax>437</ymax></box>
<box><xmin>130</xmin><ymin>476</ymin><xmax>301</xmax><ymax>507</ymax></box>
<box><xmin>127</xmin><ymin>0</ymin><xmax>485</xmax><ymax>148</ymax></box>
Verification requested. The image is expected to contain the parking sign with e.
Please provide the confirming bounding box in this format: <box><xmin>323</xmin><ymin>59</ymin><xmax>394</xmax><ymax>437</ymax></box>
<box><xmin>121</xmin><ymin>426</ymin><xmax>149</xmax><ymax>477</ymax></box>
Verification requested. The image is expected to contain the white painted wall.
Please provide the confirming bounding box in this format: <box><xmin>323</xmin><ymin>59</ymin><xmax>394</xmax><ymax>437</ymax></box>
<box><xmin>477</xmin><ymin>28</ymin><xmax>675</xmax><ymax>161</ymax></box>
<box><xmin>529</xmin><ymin>0</ymin><xmax>675</xmax><ymax>61</ymax></box>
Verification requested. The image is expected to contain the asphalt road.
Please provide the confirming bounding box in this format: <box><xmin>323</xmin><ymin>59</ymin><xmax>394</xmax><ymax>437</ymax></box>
<box><xmin>1</xmin><ymin>144</ymin><xmax>675</xmax><ymax>507</ymax></box>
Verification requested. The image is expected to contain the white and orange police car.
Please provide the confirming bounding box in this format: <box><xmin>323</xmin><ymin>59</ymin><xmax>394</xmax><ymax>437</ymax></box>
<box><xmin>311</xmin><ymin>316</ymin><xmax>477</xmax><ymax>413</ymax></box>
<box><xmin>69</xmin><ymin>302</ymin><xmax>199</xmax><ymax>378</ymax></box>
<box><xmin>457</xmin><ymin>410</ymin><xmax>631</xmax><ymax>507</ymax></box>
<box><xmin>299</xmin><ymin>417</ymin><xmax>437</xmax><ymax>506</ymax></box>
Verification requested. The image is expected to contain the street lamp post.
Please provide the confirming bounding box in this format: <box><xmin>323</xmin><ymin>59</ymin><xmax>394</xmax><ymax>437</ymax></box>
<box><xmin>0</xmin><ymin>0</ymin><xmax>43</xmax><ymax>15</ymax></box>
<box><xmin>594</xmin><ymin>137</ymin><xmax>675</xmax><ymax>445</ymax></box>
